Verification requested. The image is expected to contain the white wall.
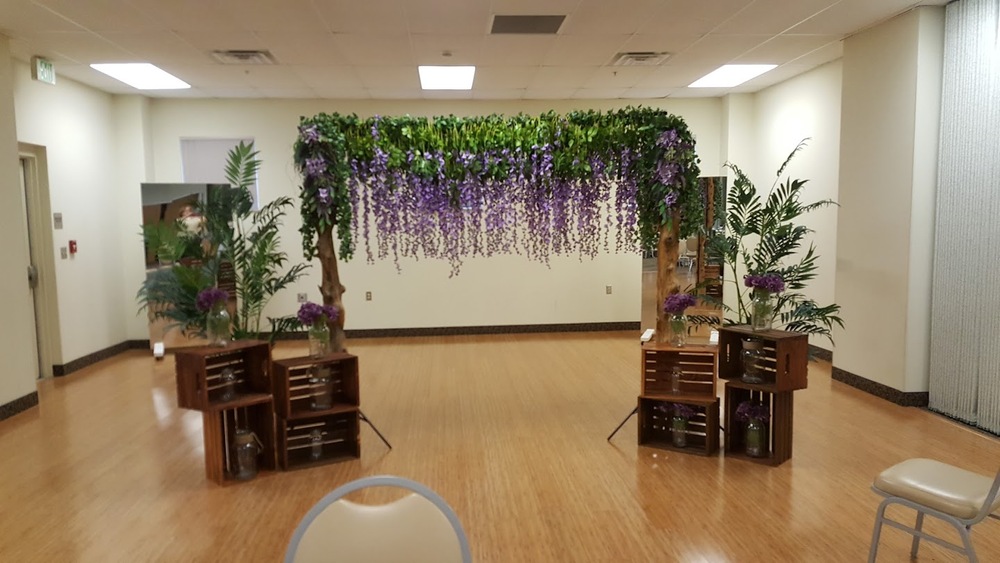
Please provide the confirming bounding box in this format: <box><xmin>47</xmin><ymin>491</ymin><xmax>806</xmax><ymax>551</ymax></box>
<box><xmin>752</xmin><ymin>61</ymin><xmax>843</xmax><ymax>347</ymax></box>
<box><xmin>144</xmin><ymin>98</ymin><xmax>724</xmax><ymax>330</ymax></box>
<box><xmin>13</xmin><ymin>59</ymin><xmax>128</xmax><ymax>362</ymax></box>
<box><xmin>0</xmin><ymin>37</ymin><xmax>38</xmax><ymax>404</ymax></box>
<box><xmin>836</xmin><ymin>7</ymin><xmax>943</xmax><ymax>392</ymax></box>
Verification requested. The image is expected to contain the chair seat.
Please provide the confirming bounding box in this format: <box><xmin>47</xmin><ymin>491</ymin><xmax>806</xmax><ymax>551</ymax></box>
<box><xmin>874</xmin><ymin>458</ymin><xmax>1000</xmax><ymax>520</ymax></box>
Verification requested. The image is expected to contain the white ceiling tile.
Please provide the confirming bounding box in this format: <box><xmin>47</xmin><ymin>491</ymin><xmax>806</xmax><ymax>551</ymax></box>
<box><xmin>733</xmin><ymin>34</ymin><xmax>841</xmax><ymax>64</ymax></box>
<box><xmin>253</xmin><ymin>87</ymin><xmax>318</xmax><ymax>98</ymax></box>
<box><xmin>637</xmin><ymin>0</ymin><xmax>755</xmax><ymax>36</ymax></box>
<box><xmin>667</xmin><ymin>34</ymin><xmax>772</xmax><ymax>67</ymax></box>
<box><xmin>0</xmin><ymin>1</ymin><xmax>85</xmax><ymax>34</ymax></box>
<box><xmin>790</xmin><ymin>0</ymin><xmax>910</xmax><ymax>35</ymax></box>
<box><xmin>354</xmin><ymin>66</ymin><xmax>421</xmax><ymax>90</ymax></box>
<box><xmin>675</xmin><ymin>87</ymin><xmax>730</xmax><ymax>98</ymax></box>
<box><xmin>714</xmin><ymin>0</ymin><xmax>840</xmax><ymax>35</ymax></box>
<box><xmin>254</xmin><ymin>32</ymin><xmax>346</xmax><ymax>66</ymax></box>
<box><xmin>217</xmin><ymin>0</ymin><xmax>329</xmax><ymax>33</ymax></box>
<box><xmin>410</xmin><ymin>34</ymin><xmax>484</xmax><ymax>65</ymax></box>
<box><xmin>290</xmin><ymin>66</ymin><xmax>364</xmax><ymax>90</ymax></box>
<box><xmin>472</xmin><ymin>88</ymin><xmax>525</xmax><ymax>99</ymax></box>
<box><xmin>32</xmin><ymin>0</ymin><xmax>160</xmax><ymax>33</ymax></box>
<box><xmin>524</xmin><ymin>88</ymin><xmax>579</xmax><ymax>99</ymax></box>
<box><xmin>421</xmin><ymin>90</ymin><xmax>474</xmax><ymax>100</ymax></box>
<box><xmin>313</xmin><ymin>85</ymin><xmax>370</xmax><ymax>98</ymax></box>
<box><xmin>473</xmin><ymin>67</ymin><xmax>537</xmax><ymax>90</ymax></box>
<box><xmin>313</xmin><ymin>0</ymin><xmax>408</xmax><ymax>34</ymax></box>
<box><xmin>405</xmin><ymin>0</ymin><xmax>492</xmax><ymax>34</ymax></box>
<box><xmin>560</xmin><ymin>0</ymin><xmax>664</xmax><ymax>35</ymax></box>
<box><xmin>200</xmin><ymin>88</ymin><xmax>269</xmax><ymax>98</ymax></box>
<box><xmin>127</xmin><ymin>0</ymin><xmax>242</xmax><ymax>32</ymax></box>
<box><xmin>529</xmin><ymin>67</ymin><xmax>598</xmax><ymax>90</ymax></box>
<box><xmin>55</xmin><ymin>64</ymin><xmax>136</xmax><ymax>93</ymax></box>
<box><xmin>635</xmin><ymin>66</ymin><xmax>716</xmax><ymax>89</ymax></box>
<box><xmin>572</xmin><ymin>88</ymin><xmax>627</xmax><ymax>99</ymax></box>
<box><xmin>331</xmin><ymin>35</ymin><xmax>414</xmax><ymax>66</ymax></box>
<box><xmin>479</xmin><ymin>35</ymin><xmax>555</xmax><ymax>66</ymax></box>
<box><xmin>731</xmin><ymin>63</ymin><xmax>815</xmax><ymax>91</ymax></box>
<box><xmin>490</xmin><ymin>0</ymin><xmax>579</xmax><ymax>16</ymax></box>
<box><xmin>583</xmin><ymin>67</ymin><xmax>656</xmax><ymax>89</ymax></box>
<box><xmin>102</xmin><ymin>32</ymin><xmax>209</xmax><ymax>65</ymax></box>
<box><xmin>543</xmin><ymin>35</ymin><xmax>630</xmax><ymax>66</ymax></box>
<box><xmin>784</xmin><ymin>40</ymin><xmax>843</xmax><ymax>67</ymax></box>
<box><xmin>623</xmin><ymin>87</ymin><xmax>675</xmax><ymax>99</ymax></box>
<box><xmin>18</xmin><ymin>31</ymin><xmax>135</xmax><ymax>64</ymax></box>
<box><xmin>366</xmin><ymin>88</ymin><xmax>424</xmax><ymax>99</ymax></box>
<box><xmin>226</xmin><ymin>65</ymin><xmax>307</xmax><ymax>88</ymax></box>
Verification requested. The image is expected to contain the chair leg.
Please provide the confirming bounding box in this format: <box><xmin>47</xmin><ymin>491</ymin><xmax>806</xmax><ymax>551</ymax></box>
<box><xmin>959</xmin><ymin>525</ymin><xmax>977</xmax><ymax>563</ymax></box>
<box><xmin>910</xmin><ymin>511</ymin><xmax>924</xmax><ymax>558</ymax></box>
<box><xmin>868</xmin><ymin>500</ymin><xmax>890</xmax><ymax>563</ymax></box>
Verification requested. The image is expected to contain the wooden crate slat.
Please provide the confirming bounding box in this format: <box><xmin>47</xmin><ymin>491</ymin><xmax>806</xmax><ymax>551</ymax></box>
<box><xmin>175</xmin><ymin>340</ymin><xmax>271</xmax><ymax>411</ymax></box>
<box><xmin>717</xmin><ymin>326</ymin><xmax>808</xmax><ymax>392</ymax></box>
<box><xmin>637</xmin><ymin>396</ymin><xmax>719</xmax><ymax>456</ymax></box>
<box><xmin>640</xmin><ymin>343</ymin><xmax>719</xmax><ymax>399</ymax></box>
<box><xmin>201</xmin><ymin>399</ymin><xmax>276</xmax><ymax>485</ymax></box>
<box><xmin>277</xmin><ymin>411</ymin><xmax>360</xmax><ymax>470</ymax></box>
<box><xmin>272</xmin><ymin>355</ymin><xmax>360</xmax><ymax>419</ymax></box>
<box><xmin>723</xmin><ymin>381</ymin><xmax>793</xmax><ymax>466</ymax></box>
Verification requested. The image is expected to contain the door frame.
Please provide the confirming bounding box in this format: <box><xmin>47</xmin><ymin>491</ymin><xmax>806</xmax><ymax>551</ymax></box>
<box><xmin>19</xmin><ymin>143</ymin><xmax>61</xmax><ymax>377</ymax></box>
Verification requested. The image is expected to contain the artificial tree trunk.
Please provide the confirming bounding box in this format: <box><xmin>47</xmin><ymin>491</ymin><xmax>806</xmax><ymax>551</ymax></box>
<box><xmin>316</xmin><ymin>226</ymin><xmax>347</xmax><ymax>352</ymax></box>
<box><xmin>655</xmin><ymin>210</ymin><xmax>682</xmax><ymax>343</ymax></box>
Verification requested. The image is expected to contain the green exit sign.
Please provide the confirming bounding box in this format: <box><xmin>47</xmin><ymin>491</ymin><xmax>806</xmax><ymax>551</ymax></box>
<box><xmin>31</xmin><ymin>56</ymin><xmax>56</xmax><ymax>85</ymax></box>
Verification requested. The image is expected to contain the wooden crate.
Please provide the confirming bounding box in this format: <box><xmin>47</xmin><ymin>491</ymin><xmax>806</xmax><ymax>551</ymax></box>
<box><xmin>718</xmin><ymin>326</ymin><xmax>809</xmax><ymax>392</ymax></box>
<box><xmin>641</xmin><ymin>342</ymin><xmax>718</xmax><ymax>398</ymax></box>
<box><xmin>723</xmin><ymin>380</ymin><xmax>794</xmax><ymax>466</ymax></box>
<box><xmin>277</xmin><ymin>411</ymin><xmax>360</xmax><ymax>470</ymax></box>
<box><xmin>272</xmin><ymin>353</ymin><xmax>360</xmax><ymax>419</ymax></box>
<box><xmin>638</xmin><ymin>395</ymin><xmax>719</xmax><ymax>456</ymax></box>
<box><xmin>201</xmin><ymin>398</ymin><xmax>276</xmax><ymax>484</ymax></box>
<box><xmin>175</xmin><ymin>340</ymin><xmax>271</xmax><ymax>411</ymax></box>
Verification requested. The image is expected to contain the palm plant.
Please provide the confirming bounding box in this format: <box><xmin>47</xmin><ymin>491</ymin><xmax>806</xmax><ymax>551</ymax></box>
<box><xmin>703</xmin><ymin>140</ymin><xmax>843</xmax><ymax>343</ymax></box>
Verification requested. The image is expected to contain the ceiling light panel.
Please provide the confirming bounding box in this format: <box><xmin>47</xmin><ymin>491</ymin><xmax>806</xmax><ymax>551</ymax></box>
<box><xmin>418</xmin><ymin>66</ymin><xmax>476</xmax><ymax>90</ymax></box>
<box><xmin>90</xmin><ymin>63</ymin><xmax>190</xmax><ymax>89</ymax></box>
<box><xmin>688</xmin><ymin>64</ymin><xmax>777</xmax><ymax>88</ymax></box>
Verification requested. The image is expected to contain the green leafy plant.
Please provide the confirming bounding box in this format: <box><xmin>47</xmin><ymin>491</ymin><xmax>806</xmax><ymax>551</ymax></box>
<box><xmin>703</xmin><ymin>140</ymin><xmax>844</xmax><ymax>342</ymax></box>
<box><xmin>141</xmin><ymin>220</ymin><xmax>203</xmax><ymax>265</ymax></box>
<box><xmin>137</xmin><ymin>141</ymin><xmax>308</xmax><ymax>342</ymax></box>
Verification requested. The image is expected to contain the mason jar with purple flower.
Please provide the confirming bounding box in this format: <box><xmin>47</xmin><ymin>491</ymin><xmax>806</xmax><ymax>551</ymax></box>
<box><xmin>662</xmin><ymin>292</ymin><xmax>698</xmax><ymax>347</ymax></box>
<box><xmin>196</xmin><ymin>287</ymin><xmax>230</xmax><ymax>347</ymax></box>
<box><xmin>298</xmin><ymin>302</ymin><xmax>339</xmax><ymax>357</ymax></box>
<box><xmin>743</xmin><ymin>274</ymin><xmax>785</xmax><ymax>331</ymax></box>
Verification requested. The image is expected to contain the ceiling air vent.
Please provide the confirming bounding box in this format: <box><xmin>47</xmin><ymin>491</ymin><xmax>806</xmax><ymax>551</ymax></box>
<box><xmin>610</xmin><ymin>52</ymin><xmax>671</xmax><ymax>66</ymax></box>
<box><xmin>210</xmin><ymin>50</ymin><xmax>278</xmax><ymax>65</ymax></box>
<box><xmin>490</xmin><ymin>15</ymin><xmax>565</xmax><ymax>34</ymax></box>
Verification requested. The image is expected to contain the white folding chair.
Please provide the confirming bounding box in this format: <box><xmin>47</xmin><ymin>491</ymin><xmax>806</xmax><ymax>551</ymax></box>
<box><xmin>285</xmin><ymin>475</ymin><xmax>472</xmax><ymax>563</ymax></box>
<box><xmin>868</xmin><ymin>458</ymin><xmax>1000</xmax><ymax>562</ymax></box>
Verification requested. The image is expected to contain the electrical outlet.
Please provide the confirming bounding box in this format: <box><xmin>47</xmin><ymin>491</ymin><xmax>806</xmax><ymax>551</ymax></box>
<box><xmin>60</xmin><ymin>247</ymin><xmax>68</xmax><ymax>259</ymax></box>
<box><xmin>365</xmin><ymin>291</ymin><xmax>372</xmax><ymax>301</ymax></box>
<box><xmin>297</xmin><ymin>293</ymin><xmax>308</xmax><ymax>303</ymax></box>
<box><xmin>606</xmin><ymin>285</ymin><xmax>612</xmax><ymax>295</ymax></box>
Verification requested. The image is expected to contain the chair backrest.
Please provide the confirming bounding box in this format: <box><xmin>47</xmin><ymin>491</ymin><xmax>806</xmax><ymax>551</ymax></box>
<box><xmin>685</xmin><ymin>236</ymin><xmax>699</xmax><ymax>253</ymax></box>
<box><xmin>285</xmin><ymin>475</ymin><xmax>472</xmax><ymax>563</ymax></box>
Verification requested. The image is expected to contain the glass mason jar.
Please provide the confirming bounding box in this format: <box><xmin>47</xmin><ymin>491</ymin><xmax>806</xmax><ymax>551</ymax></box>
<box><xmin>308</xmin><ymin>365</ymin><xmax>333</xmax><ymax>411</ymax></box>
<box><xmin>750</xmin><ymin>290</ymin><xmax>775</xmax><ymax>331</ymax></box>
<box><xmin>206</xmin><ymin>303</ymin><xmax>231</xmax><ymax>347</ymax></box>
<box><xmin>669</xmin><ymin>313</ymin><xmax>687</xmax><ymax>347</ymax></box>
<box><xmin>741</xmin><ymin>339</ymin><xmax>765</xmax><ymax>384</ymax></box>
<box><xmin>745</xmin><ymin>418</ymin><xmax>767</xmax><ymax>458</ymax></box>
<box><xmin>309</xmin><ymin>429</ymin><xmax>324</xmax><ymax>460</ymax></box>
<box><xmin>670</xmin><ymin>365</ymin><xmax>683</xmax><ymax>394</ymax></box>
<box><xmin>671</xmin><ymin>416</ymin><xmax>688</xmax><ymax>448</ymax></box>
<box><xmin>231</xmin><ymin>428</ymin><xmax>260</xmax><ymax>481</ymax></box>
<box><xmin>308</xmin><ymin>321</ymin><xmax>331</xmax><ymax>358</ymax></box>
<box><xmin>219</xmin><ymin>367</ymin><xmax>237</xmax><ymax>402</ymax></box>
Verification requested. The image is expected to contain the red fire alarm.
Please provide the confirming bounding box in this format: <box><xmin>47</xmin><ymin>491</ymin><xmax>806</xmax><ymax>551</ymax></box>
<box><xmin>68</xmin><ymin>240</ymin><xmax>78</xmax><ymax>254</ymax></box>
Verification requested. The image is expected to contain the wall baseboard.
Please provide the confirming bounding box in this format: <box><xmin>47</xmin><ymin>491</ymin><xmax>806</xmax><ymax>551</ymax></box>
<box><xmin>52</xmin><ymin>340</ymin><xmax>150</xmax><ymax>377</ymax></box>
<box><xmin>808</xmin><ymin>344</ymin><xmax>832</xmax><ymax>362</ymax></box>
<box><xmin>832</xmin><ymin>367</ymin><xmax>929</xmax><ymax>407</ymax></box>
<box><xmin>268</xmin><ymin>322</ymin><xmax>640</xmax><ymax>340</ymax></box>
<box><xmin>0</xmin><ymin>391</ymin><xmax>39</xmax><ymax>422</ymax></box>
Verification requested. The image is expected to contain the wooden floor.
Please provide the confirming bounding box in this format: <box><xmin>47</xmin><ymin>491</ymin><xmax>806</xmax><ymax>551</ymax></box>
<box><xmin>1</xmin><ymin>332</ymin><xmax>999</xmax><ymax>562</ymax></box>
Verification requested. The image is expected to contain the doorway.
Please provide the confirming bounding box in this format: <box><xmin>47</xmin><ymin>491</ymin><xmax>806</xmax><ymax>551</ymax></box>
<box><xmin>18</xmin><ymin>143</ymin><xmax>61</xmax><ymax>378</ymax></box>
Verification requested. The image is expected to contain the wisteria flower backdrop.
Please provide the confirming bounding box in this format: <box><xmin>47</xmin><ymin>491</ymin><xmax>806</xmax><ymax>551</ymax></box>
<box><xmin>293</xmin><ymin>108</ymin><xmax>701</xmax><ymax>275</ymax></box>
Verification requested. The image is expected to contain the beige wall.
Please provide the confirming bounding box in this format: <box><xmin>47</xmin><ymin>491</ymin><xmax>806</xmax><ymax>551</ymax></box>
<box><xmin>13</xmin><ymin>58</ymin><xmax>128</xmax><ymax>362</ymax></box>
<box><xmin>0</xmin><ymin>37</ymin><xmax>38</xmax><ymax>405</ymax></box>
<box><xmin>143</xmin><ymin>98</ymin><xmax>725</xmax><ymax>330</ymax></box>
<box><xmin>836</xmin><ymin>7</ymin><xmax>943</xmax><ymax>392</ymax></box>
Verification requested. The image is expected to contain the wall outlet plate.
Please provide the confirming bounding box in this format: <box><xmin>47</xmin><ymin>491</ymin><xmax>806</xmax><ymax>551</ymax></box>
<box><xmin>297</xmin><ymin>293</ymin><xmax>308</xmax><ymax>303</ymax></box>
<box><xmin>365</xmin><ymin>291</ymin><xmax>372</xmax><ymax>301</ymax></box>
<box><xmin>606</xmin><ymin>285</ymin><xmax>612</xmax><ymax>294</ymax></box>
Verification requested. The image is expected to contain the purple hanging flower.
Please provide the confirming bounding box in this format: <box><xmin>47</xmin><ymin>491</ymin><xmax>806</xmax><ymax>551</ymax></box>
<box><xmin>304</xmin><ymin>157</ymin><xmax>326</xmax><ymax>177</ymax></box>
<box><xmin>317</xmin><ymin>188</ymin><xmax>331</xmax><ymax>206</ymax></box>
<box><xmin>744</xmin><ymin>274</ymin><xmax>785</xmax><ymax>293</ymax></box>
<box><xmin>299</xmin><ymin>125</ymin><xmax>320</xmax><ymax>143</ymax></box>
<box><xmin>196</xmin><ymin>287</ymin><xmax>228</xmax><ymax>312</ymax></box>
<box><xmin>656</xmin><ymin>129</ymin><xmax>680</xmax><ymax>149</ymax></box>
<box><xmin>663</xmin><ymin>292</ymin><xmax>697</xmax><ymax>314</ymax></box>
<box><xmin>663</xmin><ymin>191</ymin><xmax>678</xmax><ymax>208</ymax></box>
<box><xmin>297</xmin><ymin>302</ymin><xmax>338</xmax><ymax>326</ymax></box>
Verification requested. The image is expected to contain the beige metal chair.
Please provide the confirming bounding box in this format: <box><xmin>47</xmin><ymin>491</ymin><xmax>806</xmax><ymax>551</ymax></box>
<box><xmin>868</xmin><ymin>458</ymin><xmax>1000</xmax><ymax>562</ymax></box>
<box><xmin>682</xmin><ymin>237</ymin><xmax>698</xmax><ymax>273</ymax></box>
<box><xmin>285</xmin><ymin>475</ymin><xmax>472</xmax><ymax>563</ymax></box>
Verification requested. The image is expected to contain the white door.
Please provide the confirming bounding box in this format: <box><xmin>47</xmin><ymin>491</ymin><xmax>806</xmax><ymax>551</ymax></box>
<box><xmin>19</xmin><ymin>157</ymin><xmax>42</xmax><ymax>379</ymax></box>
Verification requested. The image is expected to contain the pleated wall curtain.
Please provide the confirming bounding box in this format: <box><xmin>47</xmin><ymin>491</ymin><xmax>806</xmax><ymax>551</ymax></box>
<box><xmin>929</xmin><ymin>0</ymin><xmax>1000</xmax><ymax>431</ymax></box>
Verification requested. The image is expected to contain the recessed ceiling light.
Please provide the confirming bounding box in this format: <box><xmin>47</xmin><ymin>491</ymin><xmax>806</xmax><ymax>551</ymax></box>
<box><xmin>688</xmin><ymin>64</ymin><xmax>777</xmax><ymax>88</ymax></box>
<box><xmin>418</xmin><ymin>66</ymin><xmax>475</xmax><ymax>90</ymax></box>
<box><xmin>90</xmin><ymin>63</ymin><xmax>190</xmax><ymax>90</ymax></box>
